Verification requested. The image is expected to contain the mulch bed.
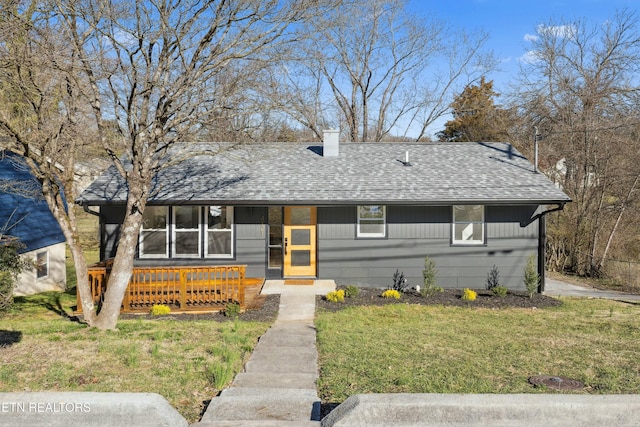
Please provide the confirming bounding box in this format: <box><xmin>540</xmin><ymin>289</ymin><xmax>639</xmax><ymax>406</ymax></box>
<box><xmin>117</xmin><ymin>294</ymin><xmax>281</xmax><ymax>323</ymax></box>
<box><xmin>316</xmin><ymin>287</ymin><xmax>562</xmax><ymax>312</ymax></box>
<box><xmin>118</xmin><ymin>286</ymin><xmax>561</xmax><ymax>323</ymax></box>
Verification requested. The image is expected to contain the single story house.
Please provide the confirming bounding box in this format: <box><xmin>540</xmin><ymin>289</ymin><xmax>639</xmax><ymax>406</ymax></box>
<box><xmin>77</xmin><ymin>131</ymin><xmax>570</xmax><ymax>292</ymax></box>
<box><xmin>0</xmin><ymin>152</ymin><xmax>66</xmax><ymax>295</ymax></box>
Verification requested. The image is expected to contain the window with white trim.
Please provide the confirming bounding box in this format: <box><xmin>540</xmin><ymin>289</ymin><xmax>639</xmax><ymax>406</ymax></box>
<box><xmin>357</xmin><ymin>205</ymin><xmax>386</xmax><ymax>237</ymax></box>
<box><xmin>139</xmin><ymin>206</ymin><xmax>234</xmax><ymax>259</ymax></box>
<box><xmin>205</xmin><ymin>206</ymin><xmax>233</xmax><ymax>258</ymax></box>
<box><xmin>140</xmin><ymin>206</ymin><xmax>168</xmax><ymax>258</ymax></box>
<box><xmin>173</xmin><ymin>206</ymin><xmax>201</xmax><ymax>257</ymax></box>
<box><xmin>452</xmin><ymin>205</ymin><xmax>484</xmax><ymax>244</ymax></box>
<box><xmin>36</xmin><ymin>250</ymin><xmax>48</xmax><ymax>279</ymax></box>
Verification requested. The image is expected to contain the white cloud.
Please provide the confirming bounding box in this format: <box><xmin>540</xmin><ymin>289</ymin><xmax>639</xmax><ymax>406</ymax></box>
<box><xmin>519</xmin><ymin>50</ymin><xmax>541</xmax><ymax>64</ymax></box>
<box><xmin>536</xmin><ymin>24</ymin><xmax>576</xmax><ymax>39</ymax></box>
<box><xmin>524</xmin><ymin>33</ymin><xmax>538</xmax><ymax>42</ymax></box>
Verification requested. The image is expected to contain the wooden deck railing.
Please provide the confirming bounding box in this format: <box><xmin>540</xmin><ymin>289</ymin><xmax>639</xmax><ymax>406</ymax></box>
<box><xmin>77</xmin><ymin>263</ymin><xmax>247</xmax><ymax>314</ymax></box>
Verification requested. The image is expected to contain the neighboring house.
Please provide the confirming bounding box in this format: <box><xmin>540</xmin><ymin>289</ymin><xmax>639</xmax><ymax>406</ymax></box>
<box><xmin>77</xmin><ymin>131</ymin><xmax>571</xmax><ymax>291</ymax></box>
<box><xmin>0</xmin><ymin>152</ymin><xmax>66</xmax><ymax>295</ymax></box>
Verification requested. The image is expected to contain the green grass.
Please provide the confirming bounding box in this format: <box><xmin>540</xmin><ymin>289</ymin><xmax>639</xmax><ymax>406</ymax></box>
<box><xmin>315</xmin><ymin>299</ymin><xmax>640</xmax><ymax>404</ymax></box>
<box><xmin>0</xmin><ymin>290</ymin><xmax>271</xmax><ymax>423</ymax></box>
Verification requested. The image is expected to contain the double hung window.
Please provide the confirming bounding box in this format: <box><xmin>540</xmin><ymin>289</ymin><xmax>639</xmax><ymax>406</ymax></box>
<box><xmin>206</xmin><ymin>206</ymin><xmax>233</xmax><ymax>258</ymax></box>
<box><xmin>140</xmin><ymin>206</ymin><xmax>169</xmax><ymax>258</ymax></box>
<box><xmin>139</xmin><ymin>206</ymin><xmax>233</xmax><ymax>258</ymax></box>
<box><xmin>452</xmin><ymin>205</ymin><xmax>484</xmax><ymax>245</ymax></box>
<box><xmin>357</xmin><ymin>205</ymin><xmax>386</xmax><ymax>238</ymax></box>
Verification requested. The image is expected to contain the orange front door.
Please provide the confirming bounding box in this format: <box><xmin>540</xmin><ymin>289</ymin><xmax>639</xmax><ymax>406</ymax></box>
<box><xmin>283</xmin><ymin>207</ymin><xmax>316</xmax><ymax>277</ymax></box>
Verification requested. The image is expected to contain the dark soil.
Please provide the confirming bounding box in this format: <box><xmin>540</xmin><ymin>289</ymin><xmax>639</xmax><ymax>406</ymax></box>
<box><xmin>118</xmin><ymin>294</ymin><xmax>281</xmax><ymax>323</ymax></box>
<box><xmin>316</xmin><ymin>287</ymin><xmax>562</xmax><ymax>312</ymax></box>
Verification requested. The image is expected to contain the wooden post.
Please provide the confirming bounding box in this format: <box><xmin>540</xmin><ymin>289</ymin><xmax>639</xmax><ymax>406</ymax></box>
<box><xmin>238</xmin><ymin>266</ymin><xmax>245</xmax><ymax>307</ymax></box>
<box><xmin>180</xmin><ymin>270</ymin><xmax>187</xmax><ymax>309</ymax></box>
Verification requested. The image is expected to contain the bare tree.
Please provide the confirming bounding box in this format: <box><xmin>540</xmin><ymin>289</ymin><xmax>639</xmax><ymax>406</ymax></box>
<box><xmin>0</xmin><ymin>0</ymin><xmax>97</xmax><ymax>321</ymax></box>
<box><xmin>269</xmin><ymin>0</ymin><xmax>493</xmax><ymax>142</ymax></box>
<box><xmin>50</xmin><ymin>0</ymin><xmax>338</xmax><ymax>329</ymax></box>
<box><xmin>512</xmin><ymin>9</ymin><xmax>640</xmax><ymax>276</ymax></box>
<box><xmin>0</xmin><ymin>0</ymin><xmax>337</xmax><ymax>329</ymax></box>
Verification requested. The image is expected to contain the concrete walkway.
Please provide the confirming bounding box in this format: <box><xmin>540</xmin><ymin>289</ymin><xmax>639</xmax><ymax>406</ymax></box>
<box><xmin>196</xmin><ymin>280</ymin><xmax>335</xmax><ymax>427</ymax></box>
<box><xmin>544</xmin><ymin>278</ymin><xmax>640</xmax><ymax>301</ymax></box>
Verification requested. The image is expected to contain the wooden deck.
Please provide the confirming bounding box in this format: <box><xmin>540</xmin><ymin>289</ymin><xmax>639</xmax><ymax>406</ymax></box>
<box><xmin>77</xmin><ymin>261</ymin><xmax>264</xmax><ymax>314</ymax></box>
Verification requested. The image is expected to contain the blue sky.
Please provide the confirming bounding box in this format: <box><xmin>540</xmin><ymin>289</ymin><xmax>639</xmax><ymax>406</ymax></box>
<box><xmin>407</xmin><ymin>0</ymin><xmax>639</xmax><ymax>93</ymax></box>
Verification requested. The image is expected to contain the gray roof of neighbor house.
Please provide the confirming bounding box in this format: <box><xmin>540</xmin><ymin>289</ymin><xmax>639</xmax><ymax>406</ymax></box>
<box><xmin>76</xmin><ymin>142</ymin><xmax>571</xmax><ymax>206</ymax></box>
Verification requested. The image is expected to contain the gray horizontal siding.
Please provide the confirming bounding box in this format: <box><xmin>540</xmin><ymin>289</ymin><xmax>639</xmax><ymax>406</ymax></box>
<box><xmin>318</xmin><ymin>238</ymin><xmax>536</xmax><ymax>290</ymax></box>
<box><xmin>99</xmin><ymin>203</ymin><xmax>540</xmax><ymax>288</ymax></box>
<box><xmin>317</xmin><ymin>204</ymin><xmax>539</xmax><ymax>290</ymax></box>
<box><xmin>101</xmin><ymin>205</ymin><xmax>266</xmax><ymax>277</ymax></box>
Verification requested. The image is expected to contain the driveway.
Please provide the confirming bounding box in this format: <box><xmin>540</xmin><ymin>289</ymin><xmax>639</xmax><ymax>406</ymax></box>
<box><xmin>544</xmin><ymin>278</ymin><xmax>640</xmax><ymax>302</ymax></box>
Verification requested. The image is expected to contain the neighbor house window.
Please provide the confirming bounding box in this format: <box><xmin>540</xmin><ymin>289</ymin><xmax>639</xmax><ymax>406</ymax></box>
<box><xmin>140</xmin><ymin>206</ymin><xmax>169</xmax><ymax>258</ymax></box>
<box><xmin>36</xmin><ymin>251</ymin><xmax>48</xmax><ymax>279</ymax></box>
<box><xmin>173</xmin><ymin>206</ymin><xmax>201</xmax><ymax>257</ymax></box>
<box><xmin>205</xmin><ymin>206</ymin><xmax>234</xmax><ymax>258</ymax></box>
<box><xmin>452</xmin><ymin>205</ymin><xmax>484</xmax><ymax>244</ymax></box>
<box><xmin>357</xmin><ymin>205</ymin><xmax>386</xmax><ymax>237</ymax></box>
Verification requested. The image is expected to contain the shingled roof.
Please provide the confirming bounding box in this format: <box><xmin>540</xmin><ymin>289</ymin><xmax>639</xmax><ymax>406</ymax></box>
<box><xmin>0</xmin><ymin>152</ymin><xmax>66</xmax><ymax>253</ymax></box>
<box><xmin>77</xmin><ymin>142</ymin><xmax>571</xmax><ymax>206</ymax></box>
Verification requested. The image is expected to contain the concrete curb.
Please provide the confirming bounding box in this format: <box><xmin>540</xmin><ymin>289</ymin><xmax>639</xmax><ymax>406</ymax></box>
<box><xmin>0</xmin><ymin>392</ymin><xmax>188</xmax><ymax>427</ymax></box>
<box><xmin>321</xmin><ymin>393</ymin><xmax>640</xmax><ymax>426</ymax></box>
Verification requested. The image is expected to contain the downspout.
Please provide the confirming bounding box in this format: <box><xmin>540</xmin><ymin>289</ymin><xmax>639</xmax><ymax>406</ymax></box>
<box><xmin>535</xmin><ymin>203</ymin><xmax>566</xmax><ymax>293</ymax></box>
<box><xmin>82</xmin><ymin>203</ymin><xmax>106</xmax><ymax>262</ymax></box>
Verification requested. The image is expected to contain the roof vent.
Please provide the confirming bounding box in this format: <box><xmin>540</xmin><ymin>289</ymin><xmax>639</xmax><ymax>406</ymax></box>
<box><xmin>398</xmin><ymin>150</ymin><xmax>412</xmax><ymax>166</ymax></box>
<box><xmin>323</xmin><ymin>129</ymin><xmax>339</xmax><ymax>157</ymax></box>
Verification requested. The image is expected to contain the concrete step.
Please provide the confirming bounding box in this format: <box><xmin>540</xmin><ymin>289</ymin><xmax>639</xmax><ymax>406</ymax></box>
<box><xmin>220</xmin><ymin>387</ymin><xmax>318</xmax><ymax>398</ymax></box>
<box><xmin>200</xmin><ymin>389</ymin><xmax>321</xmax><ymax>423</ymax></box>
<box><xmin>244</xmin><ymin>351</ymin><xmax>318</xmax><ymax>374</ymax></box>
<box><xmin>193</xmin><ymin>420</ymin><xmax>320</xmax><ymax>426</ymax></box>
<box><xmin>248</xmin><ymin>344</ymin><xmax>317</xmax><ymax>361</ymax></box>
<box><xmin>231</xmin><ymin>372</ymin><xmax>318</xmax><ymax>389</ymax></box>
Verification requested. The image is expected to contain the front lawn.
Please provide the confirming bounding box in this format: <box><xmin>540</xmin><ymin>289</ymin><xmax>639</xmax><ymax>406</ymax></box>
<box><xmin>0</xmin><ymin>289</ymin><xmax>272</xmax><ymax>423</ymax></box>
<box><xmin>315</xmin><ymin>298</ymin><xmax>640</xmax><ymax>406</ymax></box>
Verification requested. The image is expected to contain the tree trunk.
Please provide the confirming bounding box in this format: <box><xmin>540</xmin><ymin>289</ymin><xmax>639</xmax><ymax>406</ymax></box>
<box><xmin>47</xmin><ymin>202</ymin><xmax>96</xmax><ymax>326</ymax></box>
<box><xmin>92</xmin><ymin>189</ymin><xmax>146</xmax><ymax>330</ymax></box>
<box><xmin>598</xmin><ymin>173</ymin><xmax>640</xmax><ymax>272</ymax></box>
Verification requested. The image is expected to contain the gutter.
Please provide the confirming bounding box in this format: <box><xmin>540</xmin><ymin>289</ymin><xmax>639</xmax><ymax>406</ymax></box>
<box><xmin>81</xmin><ymin>203</ymin><xmax>107</xmax><ymax>261</ymax></box>
<box><xmin>532</xmin><ymin>203</ymin><xmax>567</xmax><ymax>293</ymax></box>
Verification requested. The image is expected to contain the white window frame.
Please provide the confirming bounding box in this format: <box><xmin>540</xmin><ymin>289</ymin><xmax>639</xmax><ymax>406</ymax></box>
<box><xmin>172</xmin><ymin>206</ymin><xmax>202</xmax><ymax>258</ymax></box>
<box><xmin>452</xmin><ymin>205</ymin><xmax>485</xmax><ymax>245</ymax></box>
<box><xmin>357</xmin><ymin>205</ymin><xmax>386</xmax><ymax>238</ymax></box>
<box><xmin>36</xmin><ymin>250</ymin><xmax>49</xmax><ymax>279</ymax></box>
<box><xmin>139</xmin><ymin>206</ymin><xmax>169</xmax><ymax>258</ymax></box>
<box><xmin>205</xmin><ymin>206</ymin><xmax>234</xmax><ymax>259</ymax></box>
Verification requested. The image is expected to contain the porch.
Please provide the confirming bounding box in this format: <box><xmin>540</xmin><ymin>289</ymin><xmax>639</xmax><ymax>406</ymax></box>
<box><xmin>76</xmin><ymin>261</ymin><xmax>264</xmax><ymax>314</ymax></box>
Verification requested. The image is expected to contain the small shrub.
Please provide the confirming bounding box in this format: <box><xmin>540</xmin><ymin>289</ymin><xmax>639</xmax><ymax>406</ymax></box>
<box><xmin>0</xmin><ymin>271</ymin><xmax>13</xmax><ymax>312</ymax></box>
<box><xmin>344</xmin><ymin>285</ymin><xmax>360</xmax><ymax>298</ymax></box>
<box><xmin>326</xmin><ymin>290</ymin><xmax>345</xmax><ymax>303</ymax></box>
<box><xmin>391</xmin><ymin>269</ymin><xmax>409</xmax><ymax>292</ymax></box>
<box><xmin>486</xmin><ymin>265</ymin><xmax>500</xmax><ymax>291</ymax></box>
<box><xmin>420</xmin><ymin>285</ymin><xmax>444</xmax><ymax>297</ymax></box>
<box><xmin>524</xmin><ymin>255</ymin><xmax>540</xmax><ymax>298</ymax></box>
<box><xmin>420</xmin><ymin>256</ymin><xmax>443</xmax><ymax>297</ymax></box>
<box><xmin>223</xmin><ymin>302</ymin><xmax>241</xmax><ymax>317</ymax></box>
<box><xmin>461</xmin><ymin>288</ymin><xmax>477</xmax><ymax>301</ymax></box>
<box><xmin>381</xmin><ymin>289</ymin><xmax>401</xmax><ymax>300</ymax></box>
<box><xmin>423</xmin><ymin>256</ymin><xmax>437</xmax><ymax>288</ymax></box>
<box><xmin>0</xmin><ymin>240</ymin><xmax>28</xmax><ymax>312</ymax></box>
<box><xmin>492</xmin><ymin>285</ymin><xmax>508</xmax><ymax>297</ymax></box>
<box><xmin>150</xmin><ymin>304</ymin><xmax>171</xmax><ymax>316</ymax></box>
